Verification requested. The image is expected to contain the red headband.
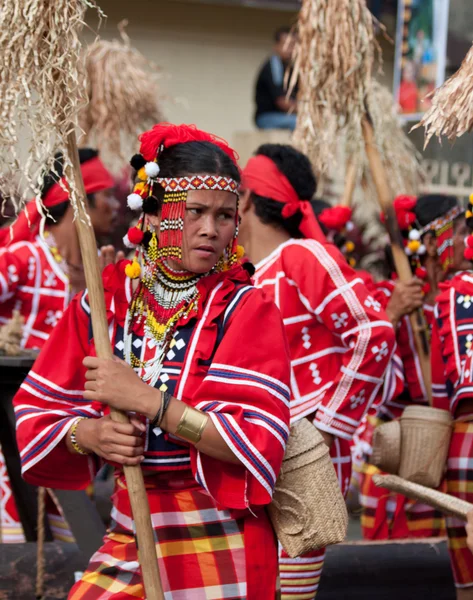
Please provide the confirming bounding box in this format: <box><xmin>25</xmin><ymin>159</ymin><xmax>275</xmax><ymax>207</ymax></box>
<box><xmin>1</xmin><ymin>156</ymin><xmax>114</xmax><ymax>246</ymax></box>
<box><xmin>241</xmin><ymin>155</ymin><xmax>325</xmax><ymax>240</ymax></box>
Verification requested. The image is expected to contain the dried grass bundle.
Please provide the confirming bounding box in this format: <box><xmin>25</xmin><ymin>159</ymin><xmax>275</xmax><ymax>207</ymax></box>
<box><xmin>291</xmin><ymin>0</ymin><xmax>380</xmax><ymax>174</ymax></box>
<box><xmin>354</xmin><ymin>80</ymin><xmax>425</xmax><ymax>196</ymax></box>
<box><xmin>417</xmin><ymin>43</ymin><xmax>473</xmax><ymax>146</ymax></box>
<box><xmin>0</xmin><ymin>0</ymin><xmax>103</xmax><ymax>219</ymax></box>
<box><xmin>79</xmin><ymin>21</ymin><xmax>164</xmax><ymax>173</ymax></box>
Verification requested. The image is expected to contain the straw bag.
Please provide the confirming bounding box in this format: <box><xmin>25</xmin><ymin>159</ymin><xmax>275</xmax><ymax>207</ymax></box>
<box><xmin>371</xmin><ymin>420</ymin><xmax>401</xmax><ymax>474</ymax></box>
<box><xmin>398</xmin><ymin>405</ymin><xmax>452</xmax><ymax>488</ymax></box>
<box><xmin>268</xmin><ymin>418</ymin><xmax>348</xmax><ymax>558</ymax></box>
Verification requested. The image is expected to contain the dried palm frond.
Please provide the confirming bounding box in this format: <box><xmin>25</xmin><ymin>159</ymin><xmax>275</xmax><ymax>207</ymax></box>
<box><xmin>0</xmin><ymin>0</ymin><xmax>103</xmax><ymax>220</ymax></box>
<box><xmin>290</xmin><ymin>0</ymin><xmax>381</xmax><ymax>174</ymax></box>
<box><xmin>350</xmin><ymin>80</ymin><xmax>425</xmax><ymax>196</ymax></box>
<box><xmin>416</xmin><ymin>43</ymin><xmax>473</xmax><ymax>146</ymax></box>
<box><xmin>79</xmin><ymin>21</ymin><xmax>164</xmax><ymax>173</ymax></box>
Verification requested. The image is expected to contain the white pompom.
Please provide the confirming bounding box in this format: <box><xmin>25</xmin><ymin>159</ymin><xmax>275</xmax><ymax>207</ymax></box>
<box><xmin>417</xmin><ymin>244</ymin><xmax>426</xmax><ymax>255</ymax></box>
<box><xmin>144</xmin><ymin>161</ymin><xmax>160</xmax><ymax>178</ymax></box>
<box><xmin>123</xmin><ymin>233</ymin><xmax>136</xmax><ymax>249</ymax></box>
<box><xmin>408</xmin><ymin>229</ymin><xmax>421</xmax><ymax>241</ymax></box>
<box><xmin>346</xmin><ymin>221</ymin><xmax>355</xmax><ymax>232</ymax></box>
<box><xmin>127</xmin><ymin>193</ymin><xmax>143</xmax><ymax>211</ymax></box>
<box><xmin>405</xmin><ymin>247</ymin><xmax>412</xmax><ymax>256</ymax></box>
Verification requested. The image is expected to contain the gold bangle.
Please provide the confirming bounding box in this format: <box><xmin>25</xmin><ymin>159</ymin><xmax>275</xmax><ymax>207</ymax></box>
<box><xmin>70</xmin><ymin>418</ymin><xmax>90</xmax><ymax>455</ymax></box>
<box><xmin>175</xmin><ymin>406</ymin><xmax>209</xmax><ymax>445</ymax></box>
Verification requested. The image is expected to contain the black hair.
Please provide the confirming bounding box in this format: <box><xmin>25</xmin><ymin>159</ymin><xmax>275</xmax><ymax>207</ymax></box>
<box><xmin>145</xmin><ymin>141</ymin><xmax>241</xmax><ymax>215</ymax></box>
<box><xmin>43</xmin><ymin>148</ymin><xmax>100</xmax><ymax>226</ymax></box>
<box><xmin>274</xmin><ymin>26</ymin><xmax>291</xmax><ymax>43</ymax></box>
<box><xmin>251</xmin><ymin>143</ymin><xmax>317</xmax><ymax>238</ymax></box>
<box><xmin>414</xmin><ymin>194</ymin><xmax>459</xmax><ymax>230</ymax></box>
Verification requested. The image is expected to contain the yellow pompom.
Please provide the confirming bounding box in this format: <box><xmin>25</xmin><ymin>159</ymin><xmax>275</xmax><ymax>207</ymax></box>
<box><xmin>345</xmin><ymin>241</ymin><xmax>355</xmax><ymax>253</ymax></box>
<box><xmin>408</xmin><ymin>239</ymin><xmax>421</xmax><ymax>253</ymax></box>
<box><xmin>235</xmin><ymin>245</ymin><xmax>245</xmax><ymax>259</ymax></box>
<box><xmin>125</xmin><ymin>259</ymin><xmax>141</xmax><ymax>279</ymax></box>
<box><xmin>137</xmin><ymin>167</ymin><xmax>148</xmax><ymax>182</ymax></box>
<box><xmin>466</xmin><ymin>210</ymin><xmax>473</xmax><ymax>219</ymax></box>
<box><xmin>348</xmin><ymin>257</ymin><xmax>357</xmax><ymax>267</ymax></box>
<box><xmin>469</xmin><ymin>193</ymin><xmax>473</xmax><ymax>203</ymax></box>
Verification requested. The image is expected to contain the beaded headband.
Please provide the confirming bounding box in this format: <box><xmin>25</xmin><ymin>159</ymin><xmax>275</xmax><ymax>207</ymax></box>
<box><xmin>419</xmin><ymin>205</ymin><xmax>463</xmax><ymax>272</ymax></box>
<box><xmin>157</xmin><ymin>175</ymin><xmax>239</xmax><ymax>194</ymax></box>
<box><xmin>419</xmin><ymin>205</ymin><xmax>463</xmax><ymax>236</ymax></box>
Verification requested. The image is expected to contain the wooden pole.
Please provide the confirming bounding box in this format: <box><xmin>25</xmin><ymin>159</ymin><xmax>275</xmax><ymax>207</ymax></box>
<box><xmin>361</xmin><ymin>117</ymin><xmax>432</xmax><ymax>405</ymax></box>
<box><xmin>65</xmin><ymin>133</ymin><xmax>164</xmax><ymax>599</ymax></box>
<box><xmin>340</xmin><ymin>160</ymin><xmax>358</xmax><ymax>208</ymax></box>
<box><xmin>373</xmin><ymin>474</ymin><xmax>472</xmax><ymax>521</ymax></box>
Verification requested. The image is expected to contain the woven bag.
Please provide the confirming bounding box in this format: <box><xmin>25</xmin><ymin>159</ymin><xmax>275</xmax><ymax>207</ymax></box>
<box><xmin>371</xmin><ymin>420</ymin><xmax>401</xmax><ymax>474</ymax></box>
<box><xmin>268</xmin><ymin>418</ymin><xmax>348</xmax><ymax>558</ymax></box>
<box><xmin>398</xmin><ymin>405</ymin><xmax>452</xmax><ymax>488</ymax></box>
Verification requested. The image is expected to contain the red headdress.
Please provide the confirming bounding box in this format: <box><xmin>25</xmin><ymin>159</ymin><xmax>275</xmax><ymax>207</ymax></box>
<box><xmin>0</xmin><ymin>157</ymin><xmax>114</xmax><ymax>247</ymax></box>
<box><xmin>318</xmin><ymin>205</ymin><xmax>352</xmax><ymax>232</ymax></box>
<box><xmin>240</xmin><ymin>155</ymin><xmax>325</xmax><ymax>241</ymax></box>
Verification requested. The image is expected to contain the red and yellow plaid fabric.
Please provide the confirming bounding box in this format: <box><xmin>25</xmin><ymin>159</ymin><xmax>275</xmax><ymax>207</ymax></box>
<box><xmin>279</xmin><ymin>437</ymin><xmax>352</xmax><ymax>600</ymax></box>
<box><xmin>360</xmin><ymin>463</ymin><xmax>445</xmax><ymax>540</ymax></box>
<box><xmin>70</xmin><ymin>472</ymin><xmax>276</xmax><ymax>599</ymax></box>
<box><xmin>445</xmin><ymin>422</ymin><xmax>473</xmax><ymax>589</ymax></box>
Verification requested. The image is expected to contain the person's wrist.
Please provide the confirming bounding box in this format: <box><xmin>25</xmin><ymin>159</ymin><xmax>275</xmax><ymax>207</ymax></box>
<box><xmin>139</xmin><ymin>387</ymin><xmax>163</xmax><ymax>421</ymax></box>
<box><xmin>74</xmin><ymin>418</ymin><xmax>95</xmax><ymax>455</ymax></box>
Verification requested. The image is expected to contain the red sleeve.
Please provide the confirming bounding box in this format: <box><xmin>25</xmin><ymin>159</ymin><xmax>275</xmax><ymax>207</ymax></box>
<box><xmin>188</xmin><ymin>288</ymin><xmax>291</xmax><ymax>510</ymax></box>
<box><xmin>284</xmin><ymin>240</ymin><xmax>396</xmax><ymax>439</ymax></box>
<box><xmin>431</xmin><ymin>315</ymin><xmax>450</xmax><ymax>412</ymax></box>
<box><xmin>13</xmin><ymin>291</ymin><xmax>101</xmax><ymax>489</ymax></box>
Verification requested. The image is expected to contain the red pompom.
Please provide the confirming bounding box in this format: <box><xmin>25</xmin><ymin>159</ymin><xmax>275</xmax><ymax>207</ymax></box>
<box><xmin>464</xmin><ymin>247</ymin><xmax>473</xmax><ymax>261</ymax></box>
<box><xmin>397</xmin><ymin>210</ymin><xmax>416</xmax><ymax>229</ymax></box>
<box><xmin>422</xmin><ymin>283</ymin><xmax>431</xmax><ymax>295</ymax></box>
<box><xmin>318</xmin><ymin>205</ymin><xmax>352</xmax><ymax>232</ymax></box>
<box><xmin>394</xmin><ymin>195</ymin><xmax>417</xmax><ymax>212</ymax></box>
<box><xmin>127</xmin><ymin>227</ymin><xmax>144</xmax><ymax>245</ymax></box>
<box><xmin>415</xmin><ymin>266</ymin><xmax>427</xmax><ymax>279</ymax></box>
<box><xmin>139</xmin><ymin>122</ymin><xmax>239</xmax><ymax>166</ymax></box>
<box><xmin>467</xmin><ymin>235</ymin><xmax>473</xmax><ymax>249</ymax></box>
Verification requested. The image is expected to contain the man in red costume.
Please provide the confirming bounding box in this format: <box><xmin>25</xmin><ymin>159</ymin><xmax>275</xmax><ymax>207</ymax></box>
<box><xmin>238</xmin><ymin>143</ymin><xmax>395</xmax><ymax>598</ymax></box>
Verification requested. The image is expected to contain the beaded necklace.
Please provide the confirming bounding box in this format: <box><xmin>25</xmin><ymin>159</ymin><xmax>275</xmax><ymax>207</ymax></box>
<box><xmin>43</xmin><ymin>231</ymin><xmax>69</xmax><ymax>275</ymax></box>
<box><xmin>124</xmin><ymin>253</ymin><xmax>201</xmax><ymax>387</ymax></box>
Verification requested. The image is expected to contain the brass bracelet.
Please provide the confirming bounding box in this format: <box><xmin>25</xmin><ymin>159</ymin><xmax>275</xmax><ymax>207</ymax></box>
<box><xmin>70</xmin><ymin>418</ymin><xmax>91</xmax><ymax>455</ymax></box>
<box><xmin>175</xmin><ymin>406</ymin><xmax>209</xmax><ymax>445</ymax></box>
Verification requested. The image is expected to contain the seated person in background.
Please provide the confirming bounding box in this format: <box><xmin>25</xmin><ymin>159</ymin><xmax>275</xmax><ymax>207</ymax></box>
<box><xmin>254</xmin><ymin>26</ymin><xmax>297</xmax><ymax>131</ymax></box>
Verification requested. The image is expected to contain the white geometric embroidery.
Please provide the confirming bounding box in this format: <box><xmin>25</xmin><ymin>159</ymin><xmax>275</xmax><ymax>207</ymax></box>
<box><xmin>115</xmin><ymin>340</ymin><xmax>125</xmax><ymax>352</ymax></box>
<box><xmin>160</xmin><ymin>372</ymin><xmax>170</xmax><ymax>383</ymax></box>
<box><xmin>166</xmin><ymin>349</ymin><xmax>176</xmax><ymax>361</ymax></box>
<box><xmin>175</xmin><ymin>338</ymin><xmax>186</xmax><ymax>351</ymax></box>
<box><xmin>44</xmin><ymin>310</ymin><xmax>63</xmax><ymax>327</ymax></box>
<box><xmin>458</xmin><ymin>294</ymin><xmax>472</xmax><ymax>309</ymax></box>
<box><xmin>371</xmin><ymin>341</ymin><xmax>389</xmax><ymax>362</ymax></box>
<box><xmin>43</xmin><ymin>269</ymin><xmax>57</xmax><ymax>288</ymax></box>
<box><xmin>309</xmin><ymin>362</ymin><xmax>322</xmax><ymax>385</ymax></box>
<box><xmin>7</xmin><ymin>264</ymin><xmax>19</xmax><ymax>284</ymax></box>
<box><xmin>302</xmin><ymin>326</ymin><xmax>311</xmax><ymax>350</ymax></box>
<box><xmin>466</xmin><ymin>334</ymin><xmax>473</xmax><ymax>352</ymax></box>
<box><xmin>133</xmin><ymin>339</ymin><xmax>143</xmax><ymax>349</ymax></box>
<box><xmin>350</xmin><ymin>389</ymin><xmax>366</xmax><ymax>410</ymax></box>
<box><xmin>27</xmin><ymin>257</ymin><xmax>35</xmax><ymax>280</ymax></box>
<box><xmin>364</xmin><ymin>296</ymin><xmax>381</xmax><ymax>313</ymax></box>
<box><xmin>331</xmin><ymin>312</ymin><xmax>349</xmax><ymax>329</ymax></box>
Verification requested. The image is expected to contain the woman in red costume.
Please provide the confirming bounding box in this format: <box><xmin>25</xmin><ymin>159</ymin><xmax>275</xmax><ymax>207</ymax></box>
<box><xmin>14</xmin><ymin>124</ymin><xmax>291</xmax><ymax>599</ymax></box>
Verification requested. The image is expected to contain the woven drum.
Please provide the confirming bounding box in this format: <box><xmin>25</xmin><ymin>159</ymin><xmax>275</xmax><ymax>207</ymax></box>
<box><xmin>268</xmin><ymin>418</ymin><xmax>348</xmax><ymax>558</ymax></box>
<box><xmin>371</xmin><ymin>420</ymin><xmax>401</xmax><ymax>474</ymax></box>
<box><xmin>398</xmin><ymin>405</ymin><xmax>452</xmax><ymax>488</ymax></box>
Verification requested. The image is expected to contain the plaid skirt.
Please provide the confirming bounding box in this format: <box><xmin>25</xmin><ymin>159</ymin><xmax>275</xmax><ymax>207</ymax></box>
<box><xmin>359</xmin><ymin>463</ymin><xmax>446</xmax><ymax>540</ymax></box>
<box><xmin>69</xmin><ymin>471</ymin><xmax>277</xmax><ymax>599</ymax></box>
<box><xmin>446</xmin><ymin>422</ymin><xmax>473</xmax><ymax>588</ymax></box>
<box><xmin>279</xmin><ymin>437</ymin><xmax>352</xmax><ymax>600</ymax></box>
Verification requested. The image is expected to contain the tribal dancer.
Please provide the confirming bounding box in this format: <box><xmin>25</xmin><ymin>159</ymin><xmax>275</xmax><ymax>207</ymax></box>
<box><xmin>359</xmin><ymin>195</ymin><xmax>447</xmax><ymax>541</ymax></box>
<box><xmin>0</xmin><ymin>149</ymin><xmax>115</xmax><ymax>543</ymax></box>
<box><xmin>238</xmin><ymin>143</ymin><xmax>395</xmax><ymax>599</ymax></box>
<box><xmin>428</xmin><ymin>195</ymin><xmax>473</xmax><ymax>599</ymax></box>
<box><xmin>14</xmin><ymin>124</ymin><xmax>291</xmax><ymax>599</ymax></box>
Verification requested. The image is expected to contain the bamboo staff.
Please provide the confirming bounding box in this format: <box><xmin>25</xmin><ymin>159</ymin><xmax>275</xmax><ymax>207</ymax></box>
<box><xmin>0</xmin><ymin>2</ymin><xmax>163</xmax><ymax>596</ymax></box>
<box><xmin>373</xmin><ymin>474</ymin><xmax>472</xmax><ymax>521</ymax></box>
<box><xmin>66</xmin><ymin>133</ymin><xmax>164</xmax><ymax>598</ymax></box>
<box><xmin>362</xmin><ymin>117</ymin><xmax>432</xmax><ymax>403</ymax></box>
<box><xmin>340</xmin><ymin>161</ymin><xmax>358</xmax><ymax>208</ymax></box>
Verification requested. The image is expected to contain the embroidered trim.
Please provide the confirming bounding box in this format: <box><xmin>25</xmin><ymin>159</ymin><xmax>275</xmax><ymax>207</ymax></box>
<box><xmin>156</xmin><ymin>176</ymin><xmax>239</xmax><ymax>194</ymax></box>
<box><xmin>419</xmin><ymin>205</ymin><xmax>463</xmax><ymax>235</ymax></box>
